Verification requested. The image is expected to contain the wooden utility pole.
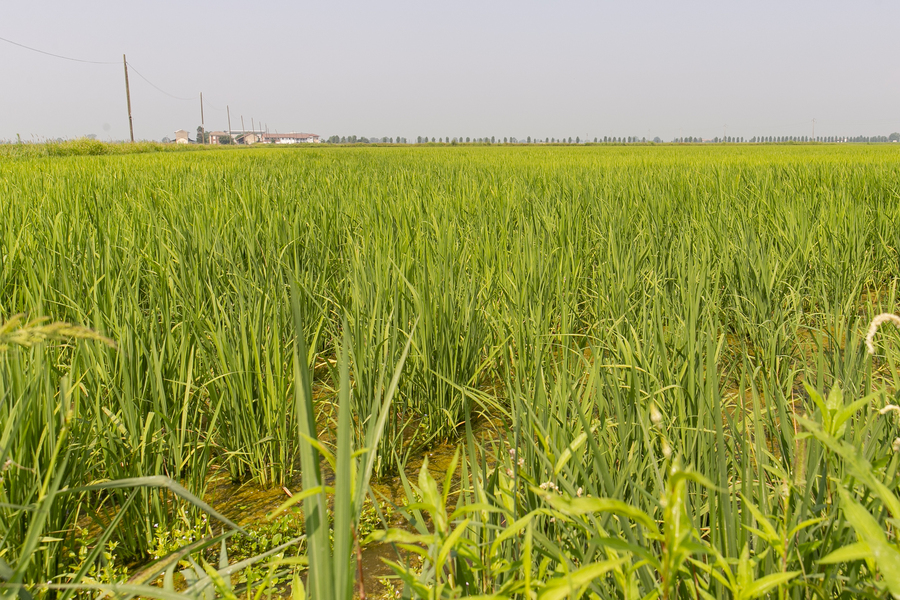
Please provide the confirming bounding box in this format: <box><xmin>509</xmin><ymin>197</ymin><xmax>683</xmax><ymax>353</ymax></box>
<box><xmin>123</xmin><ymin>54</ymin><xmax>134</xmax><ymax>142</ymax></box>
<box><xmin>200</xmin><ymin>92</ymin><xmax>205</xmax><ymax>143</ymax></box>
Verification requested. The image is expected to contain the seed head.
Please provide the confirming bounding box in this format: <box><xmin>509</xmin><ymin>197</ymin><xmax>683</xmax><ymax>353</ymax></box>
<box><xmin>865</xmin><ymin>313</ymin><xmax>900</xmax><ymax>355</ymax></box>
<box><xmin>780</xmin><ymin>482</ymin><xmax>790</xmax><ymax>499</ymax></box>
<box><xmin>662</xmin><ymin>440</ymin><xmax>672</xmax><ymax>459</ymax></box>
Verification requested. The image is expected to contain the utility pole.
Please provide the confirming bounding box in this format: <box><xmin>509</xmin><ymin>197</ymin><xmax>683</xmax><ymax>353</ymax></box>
<box><xmin>812</xmin><ymin>118</ymin><xmax>816</xmax><ymax>141</ymax></box>
<box><xmin>200</xmin><ymin>92</ymin><xmax>205</xmax><ymax>143</ymax></box>
<box><xmin>227</xmin><ymin>105</ymin><xmax>232</xmax><ymax>139</ymax></box>
<box><xmin>241</xmin><ymin>115</ymin><xmax>245</xmax><ymax>135</ymax></box>
<box><xmin>123</xmin><ymin>54</ymin><xmax>134</xmax><ymax>142</ymax></box>
<box><xmin>251</xmin><ymin>118</ymin><xmax>255</xmax><ymax>134</ymax></box>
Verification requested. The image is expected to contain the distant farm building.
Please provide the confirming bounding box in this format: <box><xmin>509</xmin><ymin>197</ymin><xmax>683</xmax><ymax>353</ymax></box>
<box><xmin>262</xmin><ymin>132</ymin><xmax>320</xmax><ymax>144</ymax></box>
<box><xmin>209</xmin><ymin>131</ymin><xmax>231</xmax><ymax>144</ymax></box>
<box><xmin>235</xmin><ymin>132</ymin><xmax>261</xmax><ymax>145</ymax></box>
<box><xmin>229</xmin><ymin>132</ymin><xmax>319</xmax><ymax>145</ymax></box>
<box><xmin>174</xmin><ymin>130</ymin><xmax>320</xmax><ymax>145</ymax></box>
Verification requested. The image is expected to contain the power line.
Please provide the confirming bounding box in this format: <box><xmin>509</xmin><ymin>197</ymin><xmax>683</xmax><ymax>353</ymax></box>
<box><xmin>125</xmin><ymin>61</ymin><xmax>195</xmax><ymax>101</ymax></box>
<box><xmin>0</xmin><ymin>34</ymin><xmax>116</xmax><ymax>64</ymax></box>
<box><xmin>204</xmin><ymin>99</ymin><xmax>227</xmax><ymax>112</ymax></box>
<box><xmin>0</xmin><ymin>34</ymin><xmax>199</xmax><ymax>103</ymax></box>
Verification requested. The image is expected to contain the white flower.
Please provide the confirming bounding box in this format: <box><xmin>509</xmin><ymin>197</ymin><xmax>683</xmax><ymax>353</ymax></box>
<box><xmin>576</xmin><ymin>487</ymin><xmax>583</xmax><ymax>497</ymax></box>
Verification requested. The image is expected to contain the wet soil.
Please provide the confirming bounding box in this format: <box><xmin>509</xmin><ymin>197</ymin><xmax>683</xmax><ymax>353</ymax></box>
<box><xmin>203</xmin><ymin>411</ymin><xmax>506</xmax><ymax>599</ymax></box>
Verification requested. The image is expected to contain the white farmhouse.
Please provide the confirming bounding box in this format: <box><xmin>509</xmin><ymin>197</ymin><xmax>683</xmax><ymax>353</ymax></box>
<box><xmin>261</xmin><ymin>133</ymin><xmax>320</xmax><ymax>144</ymax></box>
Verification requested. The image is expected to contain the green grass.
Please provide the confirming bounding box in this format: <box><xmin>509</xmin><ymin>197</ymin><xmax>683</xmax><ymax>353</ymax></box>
<box><xmin>0</xmin><ymin>138</ymin><xmax>212</xmax><ymax>159</ymax></box>
<box><xmin>2</xmin><ymin>144</ymin><xmax>900</xmax><ymax>597</ymax></box>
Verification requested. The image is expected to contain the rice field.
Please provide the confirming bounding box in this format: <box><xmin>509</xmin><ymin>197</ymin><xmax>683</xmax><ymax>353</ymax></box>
<box><xmin>2</xmin><ymin>143</ymin><xmax>900</xmax><ymax>599</ymax></box>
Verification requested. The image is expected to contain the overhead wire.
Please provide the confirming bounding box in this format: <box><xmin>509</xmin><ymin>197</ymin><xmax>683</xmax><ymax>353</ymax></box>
<box><xmin>204</xmin><ymin>99</ymin><xmax>227</xmax><ymax>112</ymax></box>
<box><xmin>0</xmin><ymin>34</ymin><xmax>199</xmax><ymax>101</ymax></box>
<box><xmin>1</xmin><ymin>33</ymin><xmax>273</xmax><ymax>138</ymax></box>
<box><xmin>125</xmin><ymin>62</ymin><xmax>196</xmax><ymax>101</ymax></box>
<box><xmin>0</xmin><ymin>34</ymin><xmax>117</xmax><ymax>64</ymax></box>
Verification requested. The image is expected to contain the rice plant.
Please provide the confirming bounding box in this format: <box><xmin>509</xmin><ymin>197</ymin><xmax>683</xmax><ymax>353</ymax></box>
<box><xmin>2</xmin><ymin>142</ymin><xmax>900</xmax><ymax>597</ymax></box>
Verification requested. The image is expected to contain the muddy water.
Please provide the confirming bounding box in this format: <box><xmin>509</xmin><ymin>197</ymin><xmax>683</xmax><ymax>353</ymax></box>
<box><xmin>204</xmin><ymin>414</ymin><xmax>506</xmax><ymax>599</ymax></box>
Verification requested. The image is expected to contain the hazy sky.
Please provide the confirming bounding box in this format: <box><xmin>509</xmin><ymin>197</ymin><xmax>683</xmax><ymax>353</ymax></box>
<box><xmin>2</xmin><ymin>1</ymin><xmax>899</xmax><ymax>142</ymax></box>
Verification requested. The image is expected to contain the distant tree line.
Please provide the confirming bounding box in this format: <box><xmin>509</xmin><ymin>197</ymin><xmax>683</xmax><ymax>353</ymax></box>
<box><xmin>325</xmin><ymin>136</ymin><xmax>408</xmax><ymax>144</ymax></box>
<box><xmin>319</xmin><ymin>132</ymin><xmax>900</xmax><ymax>145</ymax></box>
